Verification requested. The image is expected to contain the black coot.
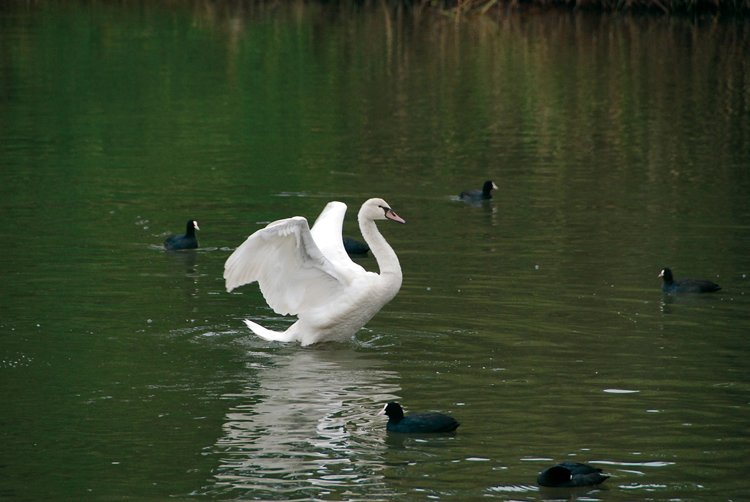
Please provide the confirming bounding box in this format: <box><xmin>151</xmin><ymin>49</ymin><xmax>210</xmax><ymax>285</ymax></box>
<box><xmin>164</xmin><ymin>220</ymin><xmax>199</xmax><ymax>250</ymax></box>
<box><xmin>537</xmin><ymin>461</ymin><xmax>609</xmax><ymax>487</ymax></box>
<box><xmin>343</xmin><ymin>237</ymin><xmax>369</xmax><ymax>256</ymax></box>
<box><xmin>459</xmin><ymin>180</ymin><xmax>498</xmax><ymax>201</ymax></box>
<box><xmin>379</xmin><ymin>402</ymin><xmax>459</xmax><ymax>433</ymax></box>
<box><xmin>659</xmin><ymin>267</ymin><xmax>720</xmax><ymax>293</ymax></box>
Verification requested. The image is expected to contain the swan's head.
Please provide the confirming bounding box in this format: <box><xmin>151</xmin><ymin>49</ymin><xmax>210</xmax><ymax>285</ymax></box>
<box><xmin>360</xmin><ymin>198</ymin><xmax>406</xmax><ymax>224</ymax></box>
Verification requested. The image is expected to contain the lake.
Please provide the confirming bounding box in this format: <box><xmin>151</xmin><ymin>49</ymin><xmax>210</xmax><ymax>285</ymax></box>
<box><xmin>1</xmin><ymin>2</ymin><xmax>749</xmax><ymax>500</ymax></box>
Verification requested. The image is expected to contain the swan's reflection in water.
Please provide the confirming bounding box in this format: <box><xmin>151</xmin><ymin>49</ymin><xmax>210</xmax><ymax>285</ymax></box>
<box><xmin>209</xmin><ymin>347</ymin><xmax>401</xmax><ymax>499</ymax></box>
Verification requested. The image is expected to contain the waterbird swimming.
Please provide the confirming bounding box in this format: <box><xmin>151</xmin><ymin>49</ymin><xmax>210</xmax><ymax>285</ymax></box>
<box><xmin>459</xmin><ymin>180</ymin><xmax>498</xmax><ymax>202</ymax></box>
<box><xmin>224</xmin><ymin>198</ymin><xmax>405</xmax><ymax>346</ymax></box>
<box><xmin>537</xmin><ymin>461</ymin><xmax>610</xmax><ymax>487</ymax></box>
<box><xmin>378</xmin><ymin>402</ymin><xmax>460</xmax><ymax>433</ymax></box>
<box><xmin>164</xmin><ymin>219</ymin><xmax>199</xmax><ymax>250</ymax></box>
<box><xmin>659</xmin><ymin>267</ymin><xmax>721</xmax><ymax>293</ymax></box>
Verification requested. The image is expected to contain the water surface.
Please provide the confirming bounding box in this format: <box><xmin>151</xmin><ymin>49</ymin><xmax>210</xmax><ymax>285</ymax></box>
<box><xmin>1</xmin><ymin>3</ymin><xmax>749</xmax><ymax>500</ymax></box>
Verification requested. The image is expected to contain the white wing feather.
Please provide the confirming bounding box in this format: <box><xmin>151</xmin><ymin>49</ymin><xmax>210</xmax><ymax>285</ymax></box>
<box><xmin>223</xmin><ymin>216</ymin><xmax>350</xmax><ymax>316</ymax></box>
<box><xmin>310</xmin><ymin>201</ymin><xmax>365</xmax><ymax>275</ymax></box>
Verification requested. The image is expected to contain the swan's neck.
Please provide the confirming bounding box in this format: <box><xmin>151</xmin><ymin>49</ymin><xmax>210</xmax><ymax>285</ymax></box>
<box><xmin>358</xmin><ymin>214</ymin><xmax>402</xmax><ymax>284</ymax></box>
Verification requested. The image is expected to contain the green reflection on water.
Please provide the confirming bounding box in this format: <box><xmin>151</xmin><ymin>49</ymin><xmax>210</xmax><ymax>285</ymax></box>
<box><xmin>1</xmin><ymin>2</ymin><xmax>749</xmax><ymax>500</ymax></box>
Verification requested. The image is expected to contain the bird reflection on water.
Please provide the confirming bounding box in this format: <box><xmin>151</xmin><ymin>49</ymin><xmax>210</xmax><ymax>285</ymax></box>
<box><xmin>206</xmin><ymin>347</ymin><xmax>401</xmax><ymax>499</ymax></box>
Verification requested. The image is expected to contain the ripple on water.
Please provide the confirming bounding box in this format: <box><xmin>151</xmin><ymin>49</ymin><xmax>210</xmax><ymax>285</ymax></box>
<box><xmin>486</xmin><ymin>484</ymin><xmax>538</xmax><ymax>494</ymax></box>
<box><xmin>1</xmin><ymin>353</ymin><xmax>34</xmax><ymax>368</ymax></box>
<box><xmin>603</xmin><ymin>388</ymin><xmax>641</xmax><ymax>394</ymax></box>
<box><xmin>202</xmin><ymin>348</ymin><xmax>403</xmax><ymax>498</ymax></box>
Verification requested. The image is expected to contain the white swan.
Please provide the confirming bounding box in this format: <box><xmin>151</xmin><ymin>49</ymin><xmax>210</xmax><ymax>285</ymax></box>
<box><xmin>224</xmin><ymin>198</ymin><xmax>406</xmax><ymax>346</ymax></box>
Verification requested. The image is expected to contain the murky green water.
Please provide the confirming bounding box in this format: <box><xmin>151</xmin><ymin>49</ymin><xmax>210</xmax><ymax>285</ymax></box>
<box><xmin>2</xmin><ymin>2</ymin><xmax>749</xmax><ymax>500</ymax></box>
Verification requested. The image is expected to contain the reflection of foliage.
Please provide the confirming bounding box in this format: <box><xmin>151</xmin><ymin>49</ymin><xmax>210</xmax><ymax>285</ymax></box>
<box><xmin>3</xmin><ymin>1</ymin><xmax>747</xmax><ymax>224</ymax></box>
<box><xmin>426</xmin><ymin>0</ymin><xmax>750</xmax><ymax>15</ymax></box>
<box><xmin>184</xmin><ymin>0</ymin><xmax>748</xmax><ymax>18</ymax></box>
<box><xmin>179</xmin><ymin>0</ymin><xmax>750</xmax><ymax>178</ymax></box>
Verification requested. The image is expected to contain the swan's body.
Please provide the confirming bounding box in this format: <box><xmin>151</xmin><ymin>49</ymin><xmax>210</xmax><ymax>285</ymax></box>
<box><xmin>224</xmin><ymin>198</ymin><xmax>405</xmax><ymax>346</ymax></box>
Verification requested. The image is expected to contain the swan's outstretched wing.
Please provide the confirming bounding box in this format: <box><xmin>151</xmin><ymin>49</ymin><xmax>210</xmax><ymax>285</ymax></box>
<box><xmin>224</xmin><ymin>216</ymin><xmax>349</xmax><ymax>316</ymax></box>
<box><xmin>310</xmin><ymin>201</ymin><xmax>364</xmax><ymax>273</ymax></box>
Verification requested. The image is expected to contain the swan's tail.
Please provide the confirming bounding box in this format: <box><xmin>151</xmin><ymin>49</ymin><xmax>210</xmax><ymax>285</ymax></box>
<box><xmin>243</xmin><ymin>319</ymin><xmax>297</xmax><ymax>343</ymax></box>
